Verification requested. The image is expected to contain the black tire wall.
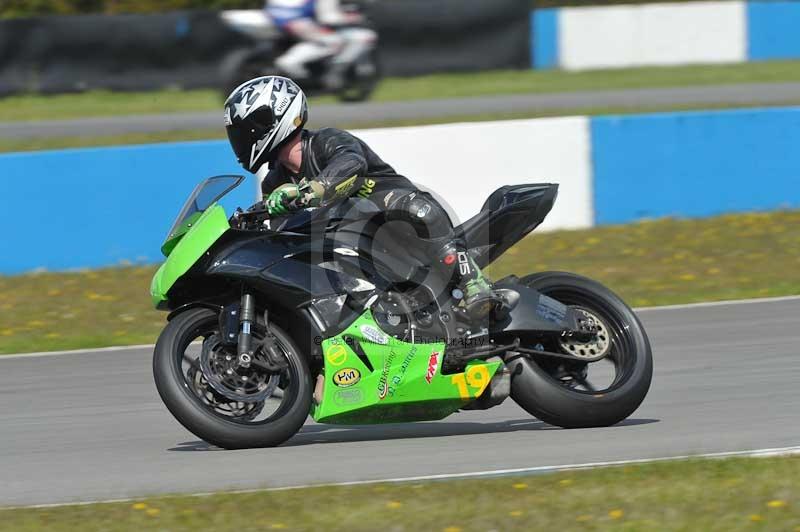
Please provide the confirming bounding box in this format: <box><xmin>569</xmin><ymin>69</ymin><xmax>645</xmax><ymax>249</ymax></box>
<box><xmin>0</xmin><ymin>11</ymin><xmax>251</xmax><ymax>95</ymax></box>
<box><xmin>0</xmin><ymin>0</ymin><xmax>531</xmax><ymax>96</ymax></box>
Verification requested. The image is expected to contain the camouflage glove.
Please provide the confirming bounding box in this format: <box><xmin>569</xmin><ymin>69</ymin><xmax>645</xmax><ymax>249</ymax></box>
<box><xmin>296</xmin><ymin>178</ymin><xmax>325</xmax><ymax>208</ymax></box>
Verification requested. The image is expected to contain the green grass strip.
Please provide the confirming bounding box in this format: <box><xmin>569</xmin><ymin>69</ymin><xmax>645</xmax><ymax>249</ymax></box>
<box><xmin>0</xmin><ymin>129</ymin><xmax>225</xmax><ymax>154</ymax></box>
<box><xmin>3</xmin><ymin>60</ymin><xmax>800</xmax><ymax>122</ymax></box>
<box><xmin>1</xmin><ymin>209</ymin><xmax>799</xmax><ymax>354</ymax></box>
<box><xmin>1</xmin><ymin>456</ymin><xmax>797</xmax><ymax>531</ymax></box>
<box><xmin>5</xmin><ymin>100</ymin><xmax>800</xmax><ymax>154</ymax></box>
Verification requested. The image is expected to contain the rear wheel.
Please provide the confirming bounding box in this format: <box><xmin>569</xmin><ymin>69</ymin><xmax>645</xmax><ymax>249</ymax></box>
<box><xmin>509</xmin><ymin>272</ymin><xmax>653</xmax><ymax>428</ymax></box>
<box><xmin>338</xmin><ymin>48</ymin><xmax>381</xmax><ymax>102</ymax></box>
<box><xmin>153</xmin><ymin>308</ymin><xmax>311</xmax><ymax>449</ymax></box>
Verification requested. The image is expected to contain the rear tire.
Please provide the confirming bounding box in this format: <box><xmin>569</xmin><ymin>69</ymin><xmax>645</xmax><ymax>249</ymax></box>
<box><xmin>338</xmin><ymin>48</ymin><xmax>381</xmax><ymax>103</ymax></box>
<box><xmin>153</xmin><ymin>308</ymin><xmax>311</xmax><ymax>449</ymax></box>
<box><xmin>509</xmin><ymin>272</ymin><xmax>653</xmax><ymax>428</ymax></box>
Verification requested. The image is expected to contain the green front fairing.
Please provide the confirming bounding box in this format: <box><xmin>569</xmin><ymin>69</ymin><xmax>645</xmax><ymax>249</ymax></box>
<box><xmin>312</xmin><ymin>310</ymin><xmax>501</xmax><ymax>424</ymax></box>
<box><xmin>161</xmin><ymin>211</ymin><xmax>204</xmax><ymax>256</ymax></box>
<box><xmin>150</xmin><ymin>204</ymin><xmax>230</xmax><ymax>308</ymax></box>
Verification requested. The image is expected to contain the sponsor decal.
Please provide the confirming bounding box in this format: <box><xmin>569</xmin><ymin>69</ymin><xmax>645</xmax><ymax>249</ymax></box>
<box><xmin>358</xmin><ymin>179</ymin><xmax>376</xmax><ymax>199</ymax></box>
<box><xmin>457</xmin><ymin>252</ymin><xmax>471</xmax><ymax>276</ymax></box>
<box><xmin>272</xmin><ymin>79</ymin><xmax>291</xmax><ymax>116</ymax></box>
<box><xmin>333</xmin><ymin>176</ymin><xmax>357</xmax><ymax>198</ymax></box>
<box><xmin>360</xmin><ymin>324</ymin><xmax>389</xmax><ymax>345</ymax></box>
<box><xmin>334</xmin><ymin>247</ymin><xmax>359</xmax><ymax>257</ymax></box>
<box><xmin>334</xmin><ymin>388</ymin><xmax>363</xmax><ymax>405</ymax></box>
<box><xmin>383</xmin><ymin>190</ymin><xmax>395</xmax><ymax>207</ymax></box>
<box><xmin>399</xmin><ymin>347</ymin><xmax>416</xmax><ymax>376</ymax></box>
<box><xmin>451</xmin><ymin>364</ymin><xmax>491</xmax><ymax>400</ymax></box>
<box><xmin>536</xmin><ymin>295</ymin><xmax>569</xmax><ymax>323</ymax></box>
<box><xmin>325</xmin><ymin>343</ymin><xmax>348</xmax><ymax>366</ymax></box>
<box><xmin>377</xmin><ymin>352</ymin><xmax>397</xmax><ymax>400</ymax></box>
<box><xmin>274</xmin><ymin>96</ymin><xmax>291</xmax><ymax>115</ymax></box>
<box><xmin>425</xmin><ymin>351</ymin><xmax>440</xmax><ymax>384</ymax></box>
<box><xmin>415</xmin><ymin>203</ymin><xmax>431</xmax><ymax>218</ymax></box>
<box><xmin>391</xmin><ymin>347</ymin><xmax>417</xmax><ymax>391</ymax></box>
<box><xmin>333</xmin><ymin>368</ymin><xmax>361</xmax><ymax>387</ymax></box>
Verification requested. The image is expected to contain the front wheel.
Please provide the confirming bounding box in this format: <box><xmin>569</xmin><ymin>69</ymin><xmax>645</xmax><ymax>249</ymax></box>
<box><xmin>509</xmin><ymin>272</ymin><xmax>653</xmax><ymax>428</ymax></box>
<box><xmin>153</xmin><ymin>308</ymin><xmax>312</xmax><ymax>449</ymax></box>
<box><xmin>219</xmin><ymin>48</ymin><xmax>274</xmax><ymax>100</ymax></box>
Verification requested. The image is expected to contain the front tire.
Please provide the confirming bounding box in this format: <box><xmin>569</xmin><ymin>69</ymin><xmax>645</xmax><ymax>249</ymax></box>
<box><xmin>510</xmin><ymin>272</ymin><xmax>653</xmax><ymax>428</ymax></box>
<box><xmin>153</xmin><ymin>308</ymin><xmax>312</xmax><ymax>449</ymax></box>
<box><xmin>220</xmin><ymin>48</ymin><xmax>273</xmax><ymax>100</ymax></box>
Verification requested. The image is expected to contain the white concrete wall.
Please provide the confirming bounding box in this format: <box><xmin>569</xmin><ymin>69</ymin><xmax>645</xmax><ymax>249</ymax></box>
<box><xmin>558</xmin><ymin>1</ymin><xmax>746</xmax><ymax>70</ymax></box>
<box><xmin>351</xmin><ymin>117</ymin><xmax>594</xmax><ymax>231</ymax></box>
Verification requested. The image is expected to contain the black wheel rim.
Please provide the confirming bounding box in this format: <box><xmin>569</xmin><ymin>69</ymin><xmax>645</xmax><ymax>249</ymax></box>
<box><xmin>531</xmin><ymin>287</ymin><xmax>638</xmax><ymax>396</ymax></box>
<box><xmin>176</xmin><ymin>314</ymin><xmax>303</xmax><ymax>426</ymax></box>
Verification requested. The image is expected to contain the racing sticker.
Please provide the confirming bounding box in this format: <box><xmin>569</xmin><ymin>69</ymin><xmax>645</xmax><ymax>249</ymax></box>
<box><xmin>360</xmin><ymin>324</ymin><xmax>389</xmax><ymax>345</ymax></box>
<box><xmin>451</xmin><ymin>364</ymin><xmax>491</xmax><ymax>400</ymax></box>
<box><xmin>334</xmin><ymin>247</ymin><xmax>359</xmax><ymax>257</ymax></box>
<box><xmin>333</xmin><ymin>368</ymin><xmax>361</xmax><ymax>387</ymax></box>
<box><xmin>334</xmin><ymin>388</ymin><xmax>363</xmax><ymax>405</ymax></box>
<box><xmin>388</xmin><ymin>346</ymin><xmax>418</xmax><ymax>398</ymax></box>
<box><xmin>333</xmin><ymin>176</ymin><xmax>357</xmax><ymax>199</ymax></box>
<box><xmin>536</xmin><ymin>294</ymin><xmax>568</xmax><ymax>323</ymax></box>
<box><xmin>425</xmin><ymin>351</ymin><xmax>440</xmax><ymax>384</ymax></box>
<box><xmin>377</xmin><ymin>352</ymin><xmax>397</xmax><ymax>400</ymax></box>
<box><xmin>326</xmin><ymin>343</ymin><xmax>348</xmax><ymax>367</ymax></box>
<box><xmin>358</xmin><ymin>178</ymin><xmax>376</xmax><ymax>199</ymax></box>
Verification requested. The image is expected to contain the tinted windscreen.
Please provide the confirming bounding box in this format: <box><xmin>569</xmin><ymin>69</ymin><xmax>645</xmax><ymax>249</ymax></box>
<box><xmin>166</xmin><ymin>175</ymin><xmax>244</xmax><ymax>240</ymax></box>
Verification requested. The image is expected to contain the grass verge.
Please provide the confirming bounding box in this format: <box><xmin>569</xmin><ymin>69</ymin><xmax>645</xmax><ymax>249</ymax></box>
<box><xmin>1</xmin><ymin>210</ymin><xmax>799</xmax><ymax>355</ymax></box>
<box><xmin>3</xmin><ymin>60</ymin><xmax>800</xmax><ymax>122</ymax></box>
<box><xmin>1</xmin><ymin>456</ymin><xmax>798</xmax><ymax>531</ymax></box>
<box><xmin>5</xmin><ymin>100</ymin><xmax>800</xmax><ymax>154</ymax></box>
<box><xmin>0</xmin><ymin>129</ymin><xmax>225</xmax><ymax>154</ymax></box>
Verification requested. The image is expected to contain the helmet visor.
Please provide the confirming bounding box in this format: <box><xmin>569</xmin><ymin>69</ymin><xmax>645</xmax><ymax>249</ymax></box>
<box><xmin>226</xmin><ymin>107</ymin><xmax>278</xmax><ymax>172</ymax></box>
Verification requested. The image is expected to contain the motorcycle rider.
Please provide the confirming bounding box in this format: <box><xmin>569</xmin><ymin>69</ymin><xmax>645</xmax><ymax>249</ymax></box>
<box><xmin>224</xmin><ymin>76</ymin><xmax>504</xmax><ymax>320</ymax></box>
<box><xmin>265</xmin><ymin>0</ymin><xmax>375</xmax><ymax>90</ymax></box>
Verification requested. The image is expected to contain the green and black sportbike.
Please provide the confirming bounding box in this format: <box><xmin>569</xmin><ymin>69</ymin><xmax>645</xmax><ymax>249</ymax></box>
<box><xmin>151</xmin><ymin>175</ymin><xmax>653</xmax><ymax>449</ymax></box>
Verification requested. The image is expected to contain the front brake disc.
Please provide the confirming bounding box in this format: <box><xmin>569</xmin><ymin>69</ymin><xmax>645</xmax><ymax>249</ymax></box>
<box><xmin>187</xmin><ymin>362</ymin><xmax>264</xmax><ymax>420</ymax></box>
<box><xmin>200</xmin><ymin>335</ymin><xmax>280</xmax><ymax>403</ymax></box>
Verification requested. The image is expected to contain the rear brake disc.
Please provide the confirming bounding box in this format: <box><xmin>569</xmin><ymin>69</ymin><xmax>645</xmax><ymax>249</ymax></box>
<box><xmin>558</xmin><ymin>308</ymin><xmax>611</xmax><ymax>362</ymax></box>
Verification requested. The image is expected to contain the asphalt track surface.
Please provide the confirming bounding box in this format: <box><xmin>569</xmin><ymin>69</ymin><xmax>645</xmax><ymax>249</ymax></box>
<box><xmin>3</xmin><ymin>81</ymin><xmax>800</xmax><ymax>140</ymax></box>
<box><xmin>1</xmin><ymin>297</ymin><xmax>799</xmax><ymax>507</ymax></box>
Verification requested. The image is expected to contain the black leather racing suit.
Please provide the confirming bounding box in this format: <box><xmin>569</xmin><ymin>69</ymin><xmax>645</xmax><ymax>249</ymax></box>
<box><xmin>262</xmin><ymin>127</ymin><xmax>484</xmax><ymax>294</ymax></box>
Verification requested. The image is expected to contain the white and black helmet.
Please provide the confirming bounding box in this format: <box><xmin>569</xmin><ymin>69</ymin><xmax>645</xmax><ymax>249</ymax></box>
<box><xmin>224</xmin><ymin>76</ymin><xmax>308</xmax><ymax>172</ymax></box>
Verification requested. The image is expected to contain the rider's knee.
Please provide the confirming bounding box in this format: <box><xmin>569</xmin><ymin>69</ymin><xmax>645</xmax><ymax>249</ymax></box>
<box><xmin>387</xmin><ymin>191</ymin><xmax>453</xmax><ymax>241</ymax></box>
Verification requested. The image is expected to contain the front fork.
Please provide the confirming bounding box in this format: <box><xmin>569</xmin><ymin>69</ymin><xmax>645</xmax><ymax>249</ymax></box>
<box><xmin>236</xmin><ymin>293</ymin><xmax>256</xmax><ymax>367</ymax></box>
<box><xmin>234</xmin><ymin>292</ymin><xmax>289</xmax><ymax>372</ymax></box>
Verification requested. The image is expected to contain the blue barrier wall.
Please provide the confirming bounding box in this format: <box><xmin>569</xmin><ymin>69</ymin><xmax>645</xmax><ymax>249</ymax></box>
<box><xmin>0</xmin><ymin>140</ymin><xmax>252</xmax><ymax>274</ymax></box>
<box><xmin>3</xmin><ymin>107</ymin><xmax>800</xmax><ymax>273</ymax></box>
<box><xmin>591</xmin><ymin>107</ymin><xmax>800</xmax><ymax>225</ymax></box>
<box><xmin>747</xmin><ymin>0</ymin><xmax>800</xmax><ymax>60</ymax></box>
<box><xmin>531</xmin><ymin>9</ymin><xmax>558</xmax><ymax>69</ymax></box>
